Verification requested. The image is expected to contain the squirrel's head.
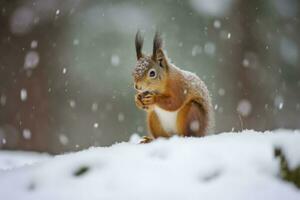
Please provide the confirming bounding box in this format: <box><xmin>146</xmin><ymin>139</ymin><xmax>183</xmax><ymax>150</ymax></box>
<box><xmin>132</xmin><ymin>31</ymin><xmax>169</xmax><ymax>93</ymax></box>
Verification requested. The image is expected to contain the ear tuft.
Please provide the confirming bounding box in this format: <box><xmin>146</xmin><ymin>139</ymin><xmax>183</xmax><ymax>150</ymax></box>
<box><xmin>135</xmin><ymin>30</ymin><xmax>144</xmax><ymax>60</ymax></box>
<box><xmin>152</xmin><ymin>31</ymin><xmax>163</xmax><ymax>61</ymax></box>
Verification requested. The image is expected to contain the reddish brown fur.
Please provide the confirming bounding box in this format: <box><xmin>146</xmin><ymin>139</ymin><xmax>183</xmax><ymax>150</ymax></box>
<box><xmin>177</xmin><ymin>101</ymin><xmax>207</xmax><ymax>137</ymax></box>
<box><xmin>133</xmin><ymin>32</ymin><xmax>213</xmax><ymax>143</ymax></box>
<box><xmin>135</xmin><ymin>66</ymin><xmax>211</xmax><ymax>141</ymax></box>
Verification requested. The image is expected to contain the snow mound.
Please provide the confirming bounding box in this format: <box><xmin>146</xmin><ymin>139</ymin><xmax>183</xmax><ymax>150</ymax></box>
<box><xmin>0</xmin><ymin>151</ymin><xmax>50</xmax><ymax>170</ymax></box>
<box><xmin>1</xmin><ymin>130</ymin><xmax>300</xmax><ymax>200</ymax></box>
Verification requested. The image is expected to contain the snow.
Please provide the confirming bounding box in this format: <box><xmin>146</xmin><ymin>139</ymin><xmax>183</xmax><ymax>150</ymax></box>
<box><xmin>0</xmin><ymin>151</ymin><xmax>49</xmax><ymax>170</ymax></box>
<box><xmin>133</xmin><ymin>57</ymin><xmax>150</xmax><ymax>80</ymax></box>
<box><xmin>20</xmin><ymin>88</ymin><xmax>28</xmax><ymax>101</ymax></box>
<box><xmin>213</xmin><ymin>20</ymin><xmax>221</xmax><ymax>29</ymax></box>
<box><xmin>227</xmin><ymin>32</ymin><xmax>231</xmax><ymax>39</ymax></box>
<box><xmin>62</xmin><ymin>68</ymin><xmax>67</xmax><ymax>74</ymax></box>
<box><xmin>242</xmin><ymin>58</ymin><xmax>250</xmax><ymax>67</ymax></box>
<box><xmin>73</xmin><ymin>39</ymin><xmax>80</xmax><ymax>46</ymax></box>
<box><xmin>274</xmin><ymin>95</ymin><xmax>284</xmax><ymax>110</ymax></box>
<box><xmin>237</xmin><ymin>99</ymin><xmax>252</xmax><ymax>117</ymax></box>
<box><xmin>93</xmin><ymin>122</ymin><xmax>99</xmax><ymax>128</ymax></box>
<box><xmin>30</xmin><ymin>40</ymin><xmax>38</xmax><ymax>49</ymax></box>
<box><xmin>191</xmin><ymin>45</ymin><xmax>202</xmax><ymax>56</ymax></box>
<box><xmin>204</xmin><ymin>41</ymin><xmax>216</xmax><ymax>56</ymax></box>
<box><xmin>24</xmin><ymin>51</ymin><xmax>40</xmax><ymax>69</ymax></box>
<box><xmin>190</xmin><ymin>120</ymin><xmax>200</xmax><ymax>132</ymax></box>
<box><xmin>22</xmin><ymin>129</ymin><xmax>32</xmax><ymax>140</ymax></box>
<box><xmin>111</xmin><ymin>54</ymin><xmax>120</xmax><ymax>66</ymax></box>
<box><xmin>0</xmin><ymin>130</ymin><xmax>300</xmax><ymax>199</ymax></box>
<box><xmin>218</xmin><ymin>88</ymin><xmax>225</xmax><ymax>96</ymax></box>
<box><xmin>117</xmin><ymin>113</ymin><xmax>125</xmax><ymax>122</ymax></box>
<box><xmin>91</xmin><ymin>102</ymin><xmax>98</xmax><ymax>112</ymax></box>
<box><xmin>69</xmin><ymin>99</ymin><xmax>76</xmax><ymax>108</ymax></box>
<box><xmin>59</xmin><ymin>134</ymin><xmax>69</xmax><ymax>145</ymax></box>
<box><xmin>2</xmin><ymin>138</ymin><xmax>6</xmax><ymax>145</ymax></box>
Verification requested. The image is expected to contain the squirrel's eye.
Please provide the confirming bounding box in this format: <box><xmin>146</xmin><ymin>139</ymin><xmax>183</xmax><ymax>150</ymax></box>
<box><xmin>148</xmin><ymin>69</ymin><xmax>157</xmax><ymax>78</ymax></box>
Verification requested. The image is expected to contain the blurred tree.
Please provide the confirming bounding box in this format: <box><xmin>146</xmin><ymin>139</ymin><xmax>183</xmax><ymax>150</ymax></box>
<box><xmin>0</xmin><ymin>1</ymin><xmax>52</xmax><ymax>152</ymax></box>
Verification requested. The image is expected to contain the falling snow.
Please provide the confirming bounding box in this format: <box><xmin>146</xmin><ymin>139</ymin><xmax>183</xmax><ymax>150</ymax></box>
<box><xmin>204</xmin><ymin>42</ymin><xmax>216</xmax><ymax>56</ymax></box>
<box><xmin>2</xmin><ymin>138</ymin><xmax>6</xmax><ymax>144</ymax></box>
<box><xmin>24</xmin><ymin>51</ymin><xmax>39</xmax><ymax>69</ymax></box>
<box><xmin>20</xmin><ymin>88</ymin><xmax>27</xmax><ymax>101</ymax></box>
<box><xmin>118</xmin><ymin>113</ymin><xmax>125</xmax><ymax>122</ymax></box>
<box><xmin>192</xmin><ymin>45</ymin><xmax>202</xmax><ymax>56</ymax></box>
<box><xmin>274</xmin><ymin>95</ymin><xmax>284</xmax><ymax>110</ymax></box>
<box><xmin>91</xmin><ymin>102</ymin><xmax>98</xmax><ymax>112</ymax></box>
<box><xmin>69</xmin><ymin>100</ymin><xmax>76</xmax><ymax>108</ymax></box>
<box><xmin>93</xmin><ymin>123</ymin><xmax>99</xmax><ymax>128</ymax></box>
<box><xmin>22</xmin><ymin>129</ymin><xmax>31</xmax><ymax>139</ymax></box>
<box><xmin>213</xmin><ymin>20</ymin><xmax>221</xmax><ymax>29</ymax></box>
<box><xmin>30</xmin><ymin>40</ymin><xmax>38</xmax><ymax>49</ymax></box>
<box><xmin>59</xmin><ymin>134</ymin><xmax>69</xmax><ymax>145</ymax></box>
<box><xmin>73</xmin><ymin>39</ymin><xmax>80</xmax><ymax>46</ymax></box>
<box><xmin>218</xmin><ymin>88</ymin><xmax>225</xmax><ymax>96</ymax></box>
<box><xmin>227</xmin><ymin>32</ymin><xmax>231</xmax><ymax>39</ymax></box>
<box><xmin>190</xmin><ymin>120</ymin><xmax>200</xmax><ymax>131</ymax></box>
<box><xmin>214</xmin><ymin>104</ymin><xmax>218</xmax><ymax>110</ymax></box>
<box><xmin>242</xmin><ymin>59</ymin><xmax>250</xmax><ymax>67</ymax></box>
<box><xmin>237</xmin><ymin>99</ymin><xmax>252</xmax><ymax>117</ymax></box>
<box><xmin>111</xmin><ymin>54</ymin><xmax>120</xmax><ymax>66</ymax></box>
<box><xmin>62</xmin><ymin>68</ymin><xmax>67</xmax><ymax>74</ymax></box>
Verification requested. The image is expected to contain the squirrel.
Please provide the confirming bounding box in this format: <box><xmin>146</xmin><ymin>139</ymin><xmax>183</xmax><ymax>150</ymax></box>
<box><xmin>132</xmin><ymin>31</ymin><xmax>214</xmax><ymax>143</ymax></box>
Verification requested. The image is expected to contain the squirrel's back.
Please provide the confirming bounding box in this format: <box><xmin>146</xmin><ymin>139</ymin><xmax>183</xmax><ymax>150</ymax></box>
<box><xmin>170</xmin><ymin>64</ymin><xmax>214</xmax><ymax>134</ymax></box>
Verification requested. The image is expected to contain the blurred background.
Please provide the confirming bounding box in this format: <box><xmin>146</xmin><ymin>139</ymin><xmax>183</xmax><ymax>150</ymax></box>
<box><xmin>0</xmin><ymin>0</ymin><xmax>299</xmax><ymax>154</ymax></box>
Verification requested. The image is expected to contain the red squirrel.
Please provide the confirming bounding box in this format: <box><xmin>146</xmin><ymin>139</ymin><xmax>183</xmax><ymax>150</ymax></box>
<box><xmin>132</xmin><ymin>31</ymin><xmax>214</xmax><ymax>143</ymax></box>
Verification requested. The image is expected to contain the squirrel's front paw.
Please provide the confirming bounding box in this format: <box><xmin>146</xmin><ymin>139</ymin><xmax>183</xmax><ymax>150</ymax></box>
<box><xmin>135</xmin><ymin>91</ymin><xmax>156</xmax><ymax>110</ymax></box>
<box><xmin>140</xmin><ymin>91</ymin><xmax>156</xmax><ymax>106</ymax></box>
<box><xmin>135</xmin><ymin>93</ymin><xmax>145</xmax><ymax>110</ymax></box>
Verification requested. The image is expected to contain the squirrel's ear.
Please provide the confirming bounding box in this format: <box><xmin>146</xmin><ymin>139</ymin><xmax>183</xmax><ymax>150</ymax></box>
<box><xmin>156</xmin><ymin>48</ymin><xmax>168</xmax><ymax>69</ymax></box>
<box><xmin>152</xmin><ymin>31</ymin><xmax>168</xmax><ymax>69</ymax></box>
<box><xmin>135</xmin><ymin>30</ymin><xmax>144</xmax><ymax>60</ymax></box>
<box><xmin>152</xmin><ymin>31</ymin><xmax>163</xmax><ymax>61</ymax></box>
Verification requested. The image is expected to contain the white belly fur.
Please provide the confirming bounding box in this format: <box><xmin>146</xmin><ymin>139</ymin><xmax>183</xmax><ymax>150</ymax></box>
<box><xmin>154</xmin><ymin>106</ymin><xmax>179</xmax><ymax>134</ymax></box>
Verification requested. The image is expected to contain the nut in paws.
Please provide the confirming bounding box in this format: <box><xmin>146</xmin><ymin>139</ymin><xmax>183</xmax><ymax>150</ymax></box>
<box><xmin>135</xmin><ymin>93</ymin><xmax>145</xmax><ymax>109</ymax></box>
<box><xmin>140</xmin><ymin>91</ymin><xmax>156</xmax><ymax>106</ymax></box>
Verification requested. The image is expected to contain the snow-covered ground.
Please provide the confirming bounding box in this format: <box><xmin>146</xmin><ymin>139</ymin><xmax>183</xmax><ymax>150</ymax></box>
<box><xmin>0</xmin><ymin>130</ymin><xmax>300</xmax><ymax>200</ymax></box>
<box><xmin>0</xmin><ymin>151</ymin><xmax>50</xmax><ymax>170</ymax></box>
